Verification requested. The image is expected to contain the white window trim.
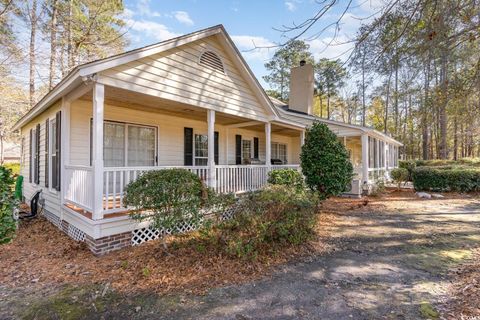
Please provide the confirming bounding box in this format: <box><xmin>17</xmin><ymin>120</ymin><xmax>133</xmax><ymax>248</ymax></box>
<box><xmin>194</xmin><ymin>132</ymin><xmax>208</xmax><ymax>166</ymax></box>
<box><xmin>31</xmin><ymin>127</ymin><xmax>37</xmax><ymax>185</ymax></box>
<box><xmin>271</xmin><ymin>142</ymin><xmax>288</xmax><ymax>164</ymax></box>
<box><xmin>90</xmin><ymin>119</ymin><xmax>159</xmax><ymax>167</ymax></box>
<box><xmin>241</xmin><ymin>139</ymin><xmax>253</xmax><ymax>162</ymax></box>
<box><xmin>48</xmin><ymin>117</ymin><xmax>57</xmax><ymax>193</ymax></box>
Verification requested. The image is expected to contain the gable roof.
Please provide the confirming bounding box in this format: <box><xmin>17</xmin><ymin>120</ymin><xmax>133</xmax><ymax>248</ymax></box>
<box><xmin>270</xmin><ymin>96</ymin><xmax>403</xmax><ymax>146</ymax></box>
<box><xmin>14</xmin><ymin>25</ymin><xmax>282</xmax><ymax>131</ymax></box>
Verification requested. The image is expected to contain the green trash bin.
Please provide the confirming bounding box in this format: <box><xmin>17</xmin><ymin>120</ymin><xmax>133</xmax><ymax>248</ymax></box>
<box><xmin>15</xmin><ymin>175</ymin><xmax>23</xmax><ymax>201</ymax></box>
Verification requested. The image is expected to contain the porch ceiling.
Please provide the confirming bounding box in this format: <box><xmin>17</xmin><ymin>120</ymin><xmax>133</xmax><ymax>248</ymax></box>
<box><xmin>79</xmin><ymin>85</ymin><xmax>264</xmax><ymax>126</ymax></box>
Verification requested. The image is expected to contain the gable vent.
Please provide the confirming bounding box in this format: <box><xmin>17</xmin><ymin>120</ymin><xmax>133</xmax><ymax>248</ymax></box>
<box><xmin>199</xmin><ymin>51</ymin><xmax>224</xmax><ymax>73</ymax></box>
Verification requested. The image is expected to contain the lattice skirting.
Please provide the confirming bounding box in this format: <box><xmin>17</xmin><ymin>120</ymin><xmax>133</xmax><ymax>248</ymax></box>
<box><xmin>132</xmin><ymin>202</ymin><xmax>241</xmax><ymax>246</ymax></box>
<box><xmin>132</xmin><ymin>218</ymin><xmax>204</xmax><ymax>246</ymax></box>
<box><xmin>43</xmin><ymin>210</ymin><xmax>61</xmax><ymax>229</ymax></box>
<box><xmin>67</xmin><ymin>223</ymin><xmax>86</xmax><ymax>242</ymax></box>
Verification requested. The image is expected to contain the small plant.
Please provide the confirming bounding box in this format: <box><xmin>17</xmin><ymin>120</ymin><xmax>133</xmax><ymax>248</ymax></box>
<box><xmin>370</xmin><ymin>180</ymin><xmax>386</xmax><ymax>197</ymax></box>
<box><xmin>300</xmin><ymin>122</ymin><xmax>353</xmax><ymax>199</ymax></box>
<box><xmin>399</xmin><ymin>160</ymin><xmax>416</xmax><ymax>181</ymax></box>
<box><xmin>0</xmin><ymin>166</ymin><xmax>18</xmax><ymax>244</ymax></box>
<box><xmin>267</xmin><ymin>168</ymin><xmax>304</xmax><ymax>191</ymax></box>
<box><xmin>391</xmin><ymin>167</ymin><xmax>409</xmax><ymax>190</ymax></box>
<box><xmin>142</xmin><ymin>267</ymin><xmax>151</xmax><ymax>277</ymax></box>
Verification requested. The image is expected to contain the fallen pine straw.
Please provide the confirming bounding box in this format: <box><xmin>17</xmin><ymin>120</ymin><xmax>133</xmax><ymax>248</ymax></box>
<box><xmin>442</xmin><ymin>248</ymin><xmax>480</xmax><ymax>318</ymax></box>
<box><xmin>0</xmin><ymin>210</ymin><xmax>336</xmax><ymax>295</ymax></box>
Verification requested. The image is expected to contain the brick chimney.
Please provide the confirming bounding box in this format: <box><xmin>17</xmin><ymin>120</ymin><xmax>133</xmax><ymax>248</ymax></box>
<box><xmin>288</xmin><ymin>60</ymin><xmax>314</xmax><ymax>115</ymax></box>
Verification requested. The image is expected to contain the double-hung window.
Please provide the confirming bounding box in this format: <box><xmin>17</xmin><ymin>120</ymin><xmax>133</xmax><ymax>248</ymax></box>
<box><xmin>92</xmin><ymin>121</ymin><xmax>157</xmax><ymax>167</ymax></box>
<box><xmin>242</xmin><ymin>140</ymin><xmax>252</xmax><ymax>163</ymax></box>
<box><xmin>194</xmin><ymin>134</ymin><xmax>208</xmax><ymax>166</ymax></box>
<box><xmin>271</xmin><ymin>142</ymin><xmax>288</xmax><ymax>164</ymax></box>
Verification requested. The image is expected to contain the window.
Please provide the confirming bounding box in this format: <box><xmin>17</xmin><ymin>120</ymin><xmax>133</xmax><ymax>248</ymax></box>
<box><xmin>242</xmin><ymin>140</ymin><xmax>252</xmax><ymax>162</ymax></box>
<box><xmin>91</xmin><ymin>121</ymin><xmax>157</xmax><ymax>167</ymax></box>
<box><xmin>49</xmin><ymin>115</ymin><xmax>61</xmax><ymax>191</ymax></box>
<box><xmin>49</xmin><ymin>119</ymin><xmax>56</xmax><ymax>189</ymax></box>
<box><xmin>194</xmin><ymin>134</ymin><xmax>208</xmax><ymax>166</ymax></box>
<box><xmin>271</xmin><ymin>142</ymin><xmax>288</xmax><ymax>164</ymax></box>
<box><xmin>199</xmin><ymin>51</ymin><xmax>224</xmax><ymax>73</ymax></box>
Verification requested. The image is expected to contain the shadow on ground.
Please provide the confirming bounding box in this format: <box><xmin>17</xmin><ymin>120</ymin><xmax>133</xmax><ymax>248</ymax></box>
<box><xmin>3</xmin><ymin>195</ymin><xmax>480</xmax><ymax>320</ymax></box>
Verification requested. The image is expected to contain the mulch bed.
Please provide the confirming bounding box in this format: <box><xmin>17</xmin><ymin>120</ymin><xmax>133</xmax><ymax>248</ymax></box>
<box><xmin>443</xmin><ymin>249</ymin><xmax>480</xmax><ymax>318</ymax></box>
<box><xmin>0</xmin><ymin>208</ymin><xmax>337</xmax><ymax>295</ymax></box>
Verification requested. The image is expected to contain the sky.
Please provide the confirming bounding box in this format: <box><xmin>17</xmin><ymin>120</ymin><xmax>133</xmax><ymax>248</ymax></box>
<box><xmin>121</xmin><ymin>0</ymin><xmax>384</xmax><ymax>89</ymax></box>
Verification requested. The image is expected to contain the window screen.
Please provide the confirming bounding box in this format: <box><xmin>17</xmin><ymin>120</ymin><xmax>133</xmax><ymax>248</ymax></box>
<box><xmin>195</xmin><ymin>134</ymin><xmax>208</xmax><ymax>166</ymax></box>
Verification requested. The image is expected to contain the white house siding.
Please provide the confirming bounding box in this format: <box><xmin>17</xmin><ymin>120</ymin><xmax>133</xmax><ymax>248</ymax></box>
<box><xmin>98</xmin><ymin>35</ymin><xmax>271</xmax><ymax>123</ymax></box>
<box><xmin>69</xmin><ymin>100</ymin><xmax>299</xmax><ymax>167</ymax></box>
<box><xmin>20</xmin><ymin>101</ymin><xmax>62</xmax><ymax>217</ymax></box>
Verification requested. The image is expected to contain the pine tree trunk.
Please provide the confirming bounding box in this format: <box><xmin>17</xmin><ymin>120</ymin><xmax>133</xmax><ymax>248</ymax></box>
<box><xmin>48</xmin><ymin>0</ymin><xmax>58</xmax><ymax>90</ymax></box>
<box><xmin>29</xmin><ymin>0</ymin><xmax>37</xmax><ymax>108</ymax></box>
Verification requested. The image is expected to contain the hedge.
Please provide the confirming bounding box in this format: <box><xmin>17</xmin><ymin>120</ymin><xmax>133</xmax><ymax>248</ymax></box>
<box><xmin>412</xmin><ymin>167</ymin><xmax>480</xmax><ymax>192</ymax></box>
<box><xmin>400</xmin><ymin>158</ymin><xmax>480</xmax><ymax>168</ymax></box>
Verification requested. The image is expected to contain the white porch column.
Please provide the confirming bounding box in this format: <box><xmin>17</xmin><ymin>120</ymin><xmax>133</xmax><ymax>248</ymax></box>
<box><xmin>207</xmin><ymin>109</ymin><xmax>216</xmax><ymax>188</ymax></box>
<box><xmin>375</xmin><ymin>138</ymin><xmax>380</xmax><ymax>171</ymax></box>
<box><xmin>60</xmin><ymin>98</ymin><xmax>71</xmax><ymax>221</ymax></box>
<box><xmin>300</xmin><ymin>130</ymin><xmax>305</xmax><ymax>146</ymax></box>
<box><xmin>92</xmin><ymin>83</ymin><xmax>104</xmax><ymax>220</ymax></box>
<box><xmin>265</xmin><ymin>122</ymin><xmax>271</xmax><ymax>170</ymax></box>
<box><xmin>361</xmin><ymin>134</ymin><xmax>369</xmax><ymax>184</ymax></box>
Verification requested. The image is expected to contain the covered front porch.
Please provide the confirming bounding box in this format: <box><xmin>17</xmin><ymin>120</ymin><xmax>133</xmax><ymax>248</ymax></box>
<box><xmin>62</xmin><ymin>83</ymin><xmax>303</xmax><ymax>219</ymax></box>
<box><xmin>341</xmin><ymin>134</ymin><xmax>400</xmax><ymax>184</ymax></box>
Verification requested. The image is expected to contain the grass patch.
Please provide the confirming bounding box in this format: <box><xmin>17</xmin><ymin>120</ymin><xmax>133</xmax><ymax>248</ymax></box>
<box><xmin>419</xmin><ymin>301</ymin><xmax>439</xmax><ymax>319</ymax></box>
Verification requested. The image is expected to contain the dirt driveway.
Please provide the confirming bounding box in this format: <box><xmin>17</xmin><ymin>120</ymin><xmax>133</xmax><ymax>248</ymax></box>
<box><xmin>2</xmin><ymin>191</ymin><xmax>479</xmax><ymax>319</ymax></box>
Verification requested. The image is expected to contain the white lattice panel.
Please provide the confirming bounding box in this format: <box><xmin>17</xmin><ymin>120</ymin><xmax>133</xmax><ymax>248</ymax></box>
<box><xmin>67</xmin><ymin>224</ymin><xmax>86</xmax><ymax>242</ymax></box>
<box><xmin>43</xmin><ymin>210</ymin><xmax>61</xmax><ymax>229</ymax></box>
<box><xmin>131</xmin><ymin>218</ymin><xmax>203</xmax><ymax>246</ymax></box>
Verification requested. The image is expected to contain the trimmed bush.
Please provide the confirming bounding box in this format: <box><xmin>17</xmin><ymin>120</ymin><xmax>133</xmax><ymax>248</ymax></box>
<box><xmin>267</xmin><ymin>168</ymin><xmax>304</xmax><ymax>191</ymax></box>
<box><xmin>399</xmin><ymin>160</ymin><xmax>416</xmax><ymax>181</ymax></box>
<box><xmin>196</xmin><ymin>185</ymin><xmax>319</xmax><ymax>260</ymax></box>
<box><xmin>0</xmin><ymin>166</ymin><xmax>18</xmax><ymax>244</ymax></box>
<box><xmin>124</xmin><ymin>169</ymin><xmax>206</xmax><ymax>250</ymax></box>
<box><xmin>391</xmin><ymin>168</ymin><xmax>409</xmax><ymax>190</ymax></box>
<box><xmin>412</xmin><ymin>167</ymin><xmax>480</xmax><ymax>192</ymax></box>
<box><xmin>300</xmin><ymin>121</ymin><xmax>353</xmax><ymax>199</ymax></box>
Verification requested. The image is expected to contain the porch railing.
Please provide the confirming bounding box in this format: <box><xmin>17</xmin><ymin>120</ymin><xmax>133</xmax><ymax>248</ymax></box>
<box><xmin>102</xmin><ymin>166</ymin><xmax>210</xmax><ymax>214</ymax></box>
<box><xmin>64</xmin><ymin>164</ymin><xmax>301</xmax><ymax>215</ymax></box>
<box><xmin>64</xmin><ymin>165</ymin><xmax>94</xmax><ymax>212</ymax></box>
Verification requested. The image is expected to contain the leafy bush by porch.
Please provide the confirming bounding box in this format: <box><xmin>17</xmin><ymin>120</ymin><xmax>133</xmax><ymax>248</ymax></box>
<box><xmin>0</xmin><ymin>166</ymin><xmax>17</xmax><ymax>244</ymax></box>
<box><xmin>267</xmin><ymin>168</ymin><xmax>304</xmax><ymax>191</ymax></box>
<box><xmin>300</xmin><ymin>121</ymin><xmax>353</xmax><ymax>199</ymax></box>
<box><xmin>412</xmin><ymin>167</ymin><xmax>480</xmax><ymax>192</ymax></box>
<box><xmin>391</xmin><ymin>168</ymin><xmax>409</xmax><ymax>190</ymax></box>
<box><xmin>195</xmin><ymin>185</ymin><xmax>319</xmax><ymax>260</ymax></box>
<box><xmin>124</xmin><ymin>168</ymin><xmax>235</xmax><ymax>250</ymax></box>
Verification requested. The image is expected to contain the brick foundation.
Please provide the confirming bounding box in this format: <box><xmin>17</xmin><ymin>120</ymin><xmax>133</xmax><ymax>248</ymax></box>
<box><xmin>85</xmin><ymin>232</ymin><xmax>132</xmax><ymax>256</ymax></box>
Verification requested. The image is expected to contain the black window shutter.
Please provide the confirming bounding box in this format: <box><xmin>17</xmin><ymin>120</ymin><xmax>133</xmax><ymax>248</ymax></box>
<box><xmin>29</xmin><ymin>129</ymin><xmax>33</xmax><ymax>183</ymax></box>
<box><xmin>184</xmin><ymin>127</ymin><xmax>193</xmax><ymax>166</ymax></box>
<box><xmin>253</xmin><ymin>137</ymin><xmax>259</xmax><ymax>159</ymax></box>
<box><xmin>45</xmin><ymin>119</ymin><xmax>49</xmax><ymax>187</ymax></box>
<box><xmin>214</xmin><ymin>131</ymin><xmax>219</xmax><ymax>165</ymax></box>
<box><xmin>235</xmin><ymin>134</ymin><xmax>242</xmax><ymax>165</ymax></box>
<box><xmin>55</xmin><ymin>111</ymin><xmax>61</xmax><ymax>191</ymax></box>
<box><xmin>35</xmin><ymin>123</ymin><xmax>40</xmax><ymax>184</ymax></box>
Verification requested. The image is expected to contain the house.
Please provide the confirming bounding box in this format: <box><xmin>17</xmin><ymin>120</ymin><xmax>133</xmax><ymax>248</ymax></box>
<box><xmin>1</xmin><ymin>141</ymin><xmax>21</xmax><ymax>163</ymax></box>
<box><xmin>13</xmin><ymin>25</ymin><xmax>402</xmax><ymax>255</ymax></box>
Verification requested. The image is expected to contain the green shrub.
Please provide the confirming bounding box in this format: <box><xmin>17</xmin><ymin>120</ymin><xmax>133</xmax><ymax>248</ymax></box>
<box><xmin>196</xmin><ymin>185</ymin><xmax>319</xmax><ymax>260</ymax></box>
<box><xmin>412</xmin><ymin>167</ymin><xmax>480</xmax><ymax>192</ymax></box>
<box><xmin>267</xmin><ymin>168</ymin><xmax>304</xmax><ymax>191</ymax></box>
<box><xmin>414</xmin><ymin>158</ymin><xmax>480</xmax><ymax>168</ymax></box>
<box><xmin>124</xmin><ymin>169</ymin><xmax>207</xmax><ymax>250</ymax></box>
<box><xmin>0</xmin><ymin>166</ymin><xmax>18</xmax><ymax>244</ymax></box>
<box><xmin>391</xmin><ymin>168</ymin><xmax>409</xmax><ymax>190</ymax></box>
<box><xmin>399</xmin><ymin>160</ymin><xmax>416</xmax><ymax>181</ymax></box>
<box><xmin>3</xmin><ymin>163</ymin><xmax>20</xmax><ymax>176</ymax></box>
<box><xmin>300</xmin><ymin>122</ymin><xmax>353</xmax><ymax>199</ymax></box>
